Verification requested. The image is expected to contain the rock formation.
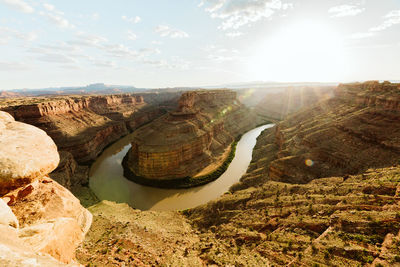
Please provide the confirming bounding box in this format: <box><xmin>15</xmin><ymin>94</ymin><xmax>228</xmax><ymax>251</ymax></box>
<box><xmin>238</xmin><ymin>81</ymin><xmax>400</xmax><ymax>185</ymax></box>
<box><xmin>0</xmin><ymin>111</ymin><xmax>92</xmax><ymax>265</ymax></box>
<box><xmin>0</xmin><ymin>92</ymin><xmax>181</xmax><ymax>163</ymax></box>
<box><xmin>122</xmin><ymin>90</ymin><xmax>256</xmax><ymax>187</ymax></box>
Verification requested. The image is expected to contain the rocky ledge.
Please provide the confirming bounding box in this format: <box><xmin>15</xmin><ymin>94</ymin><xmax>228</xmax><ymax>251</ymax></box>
<box><xmin>122</xmin><ymin>90</ymin><xmax>256</xmax><ymax>188</ymax></box>
<box><xmin>0</xmin><ymin>111</ymin><xmax>92</xmax><ymax>266</ymax></box>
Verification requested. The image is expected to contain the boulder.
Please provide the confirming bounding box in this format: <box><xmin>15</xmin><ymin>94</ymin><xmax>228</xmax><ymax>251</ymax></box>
<box><xmin>3</xmin><ymin>176</ymin><xmax>92</xmax><ymax>263</ymax></box>
<box><xmin>0</xmin><ymin>111</ymin><xmax>60</xmax><ymax>195</ymax></box>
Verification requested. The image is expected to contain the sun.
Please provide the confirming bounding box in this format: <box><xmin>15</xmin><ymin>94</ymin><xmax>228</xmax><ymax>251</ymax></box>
<box><xmin>247</xmin><ymin>20</ymin><xmax>348</xmax><ymax>82</ymax></box>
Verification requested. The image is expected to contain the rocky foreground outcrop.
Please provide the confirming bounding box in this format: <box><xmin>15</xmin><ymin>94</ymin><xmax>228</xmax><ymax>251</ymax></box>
<box><xmin>1</xmin><ymin>92</ymin><xmax>181</xmax><ymax>163</ymax></box>
<box><xmin>0</xmin><ymin>111</ymin><xmax>92</xmax><ymax>266</ymax></box>
<box><xmin>123</xmin><ymin>90</ymin><xmax>256</xmax><ymax>186</ymax></box>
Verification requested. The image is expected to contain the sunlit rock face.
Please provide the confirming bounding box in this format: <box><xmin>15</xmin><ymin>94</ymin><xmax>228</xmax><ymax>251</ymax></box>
<box><xmin>123</xmin><ymin>90</ymin><xmax>256</xmax><ymax>182</ymax></box>
<box><xmin>0</xmin><ymin>111</ymin><xmax>60</xmax><ymax>195</ymax></box>
<box><xmin>0</xmin><ymin>111</ymin><xmax>92</xmax><ymax>265</ymax></box>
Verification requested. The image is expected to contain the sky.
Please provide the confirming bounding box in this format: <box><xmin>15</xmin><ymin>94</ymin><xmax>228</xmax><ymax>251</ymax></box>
<box><xmin>0</xmin><ymin>0</ymin><xmax>400</xmax><ymax>90</ymax></box>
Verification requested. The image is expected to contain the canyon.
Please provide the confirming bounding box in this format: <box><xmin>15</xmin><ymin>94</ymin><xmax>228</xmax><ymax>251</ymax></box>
<box><xmin>123</xmin><ymin>90</ymin><xmax>256</xmax><ymax>187</ymax></box>
<box><xmin>0</xmin><ymin>92</ymin><xmax>181</xmax><ymax>164</ymax></box>
<box><xmin>1</xmin><ymin>82</ymin><xmax>400</xmax><ymax>266</ymax></box>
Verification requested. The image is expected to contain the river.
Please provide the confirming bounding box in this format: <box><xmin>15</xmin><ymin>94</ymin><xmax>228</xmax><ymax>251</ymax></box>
<box><xmin>89</xmin><ymin>124</ymin><xmax>274</xmax><ymax>211</ymax></box>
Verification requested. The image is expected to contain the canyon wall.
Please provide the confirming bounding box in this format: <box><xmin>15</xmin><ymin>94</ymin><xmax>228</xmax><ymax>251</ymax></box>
<box><xmin>1</xmin><ymin>92</ymin><xmax>181</xmax><ymax>163</ymax></box>
<box><xmin>0</xmin><ymin>111</ymin><xmax>92</xmax><ymax>265</ymax></box>
<box><xmin>238</xmin><ymin>81</ymin><xmax>400</xmax><ymax>186</ymax></box>
<box><xmin>182</xmin><ymin>82</ymin><xmax>400</xmax><ymax>266</ymax></box>
<box><xmin>255</xmin><ymin>86</ymin><xmax>334</xmax><ymax>121</ymax></box>
<box><xmin>123</xmin><ymin>90</ymin><xmax>256</xmax><ymax>185</ymax></box>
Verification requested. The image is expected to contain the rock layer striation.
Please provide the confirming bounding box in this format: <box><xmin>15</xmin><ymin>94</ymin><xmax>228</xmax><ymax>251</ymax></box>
<box><xmin>123</xmin><ymin>90</ymin><xmax>256</xmax><ymax>186</ymax></box>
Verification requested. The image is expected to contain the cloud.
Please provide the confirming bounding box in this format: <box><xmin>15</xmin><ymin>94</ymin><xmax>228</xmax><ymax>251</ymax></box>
<box><xmin>122</xmin><ymin>15</ymin><xmax>141</xmax><ymax>24</ymax></box>
<box><xmin>0</xmin><ymin>26</ymin><xmax>37</xmax><ymax>44</ymax></box>
<box><xmin>45</xmin><ymin>13</ymin><xmax>74</xmax><ymax>28</ymax></box>
<box><xmin>370</xmin><ymin>9</ymin><xmax>400</xmax><ymax>32</ymax></box>
<box><xmin>351</xmin><ymin>9</ymin><xmax>400</xmax><ymax>39</ymax></box>
<box><xmin>199</xmin><ymin>0</ymin><xmax>293</xmax><ymax>30</ymax></box>
<box><xmin>43</xmin><ymin>3</ymin><xmax>54</xmax><ymax>11</ymax></box>
<box><xmin>0</xmin><ymin>0</ymin><xmax>34</xmax><ymax>14</ymax></box>
<box><xmin>226</xmin><ymin>31</ymin><xmax>243</xmax><ymax>38</ymax></box>
<box><xmin>39</xmin><ymin>3</ymin><xmax>74</xmax><ymax>29</ymax></box>
<box><xmin>36</xmin><ymin>53</ymin><xmax>77</xmax><ymax>64</ymax></box>
<box><xmin>155</xmin><ymin>25</ymin><xmax>189</xmax><ymax>38</ymax></box>
<box><xmin>127</xmin><ymin>30</ymin><xmax>137</xmax><ymax>41</ymax></box>
<box><xmin>329</xmin><ymin>5</ymin><xmax>365</xmax><ymax>18</ymax></box>
<box><xmin>68</xmin><ymin>32</ymin><xmax>108</xmax><ymax>47</ymax></box>
<box><xmin>102</xmin><ymin>44</ymin><xmax>138</xmax><ymax>58</ymax></box>
<box><xmin>91</xmin><ymin>60</ymin><xmax>116</xmax><ymax>68</ymax></box>
<box><xmin>0</xmin><ymin>61</ymin><xmax>30</xmax><ymax>71</ymax></box>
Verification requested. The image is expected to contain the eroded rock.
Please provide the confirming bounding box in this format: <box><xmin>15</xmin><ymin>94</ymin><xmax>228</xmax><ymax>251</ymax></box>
<box><xmin>0</xmin><ymin>111</ymin><xmax>60</xmax><ymax>195</ymax></box>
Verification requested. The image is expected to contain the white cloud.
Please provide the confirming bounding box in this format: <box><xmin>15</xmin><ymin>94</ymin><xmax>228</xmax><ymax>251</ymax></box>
<box><xmin>329</xmin><ymin>5</ymin><xmax>365</xmax><ymax>18</ymax></box>
<box><xmin>102</xmin><ymin>44</ymin><xmax>139</xmax><ymax>58</ymax></box>
<box><xmin>91</xmin><ymin>60</ymin><xmax>116</xmax><ymax>68</ymax></box>
<box><xmin>0</xmin><ymin>61</ymin><xmax>30</xmax><ymax>71</ymax></box>
<box><xmin>226</xmin><ymin>31</ymin><xmax>243</xmax><ymax>38</ymax></box>
<box><xmin>122</xmin><ymin>15</ymin><xmax>141</xmax><ymax>24</ymax></box>
<box><xmin>68</xmin><ymin>32</ymin><xmax>108</xmax><ymax>47</ymax></box>
<box><xmin>0</xmin><ymin>0</ymin><xmax>34</xmax><ymax>14</ymax></box>
<box><xmin>45</xmin><ymin>13</ymin><xmax>74</xmax><ymax>28</ymax></box>
<box><xmin>155</xmin><ymin>25</ymin><xmax>189</xmax><ymax>38</ymax></box>
<box><xmin>139</xmin><ymin>47</ymin><xmax>161</xmax><ymax>55</ymax></box>
<box><xmin>43</xmin><ymin>3</ymin><xmax>54</xmax><ymax>11</ymax></box>
<box><xmin>370</xmin><ymin>9</ymin><xmax>400</xmax><ymax>32</ymax></box>
<box><xmin>127</xmin><ymin>30</ymin><xmax>137</xmax><ymax>41</ymax></box>
<box><xmin>36</xmin><ymin>53</ymin><xmax>77</xmax><ymax>64</ymax></box>
<box><xmin>39</xmin><ymin>4</ymin><xmax>74</xmax><ymax>29</ymax></box>
<box><xmin>0</xmin><ymin>26</ymin><xmax>37</xmax><ymax>44</ymax></box>
<box><xmin>199</xmin><ymin>0</ymin><xmax>292</xmax><ymax>30</ymax></box>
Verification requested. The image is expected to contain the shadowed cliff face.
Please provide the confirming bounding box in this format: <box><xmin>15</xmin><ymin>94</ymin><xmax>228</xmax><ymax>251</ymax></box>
<box><xmin>123</xmin><ymin>90</ymin><xmax>257</xmax><ymax>181</ymax></box>
<box><xmin>0</xmin><ymin>92</ymin><xmax>181</xmax><ymax>163</ymax></box>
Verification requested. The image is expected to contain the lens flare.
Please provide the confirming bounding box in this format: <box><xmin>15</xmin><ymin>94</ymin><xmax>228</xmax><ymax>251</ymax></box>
<box><xmin>305</xmin><ymin>159</ymin><xmax>314</xmax><ymax>167</ymax></box>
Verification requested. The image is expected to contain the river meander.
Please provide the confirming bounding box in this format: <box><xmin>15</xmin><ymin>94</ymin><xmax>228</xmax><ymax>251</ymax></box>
<box><xmin>89</xmin><ymin>124</ymin><xmax>274</xmax><ymax>211</ymax></box>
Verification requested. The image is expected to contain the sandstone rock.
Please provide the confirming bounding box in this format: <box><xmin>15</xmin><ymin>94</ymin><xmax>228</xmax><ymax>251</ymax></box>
<box><xmin>0</xmin><ymin>224</ymin><xmax>78</xmax><ymax>267</ymax></box>
<box><xmin>123</xmin><ymin>90</ymin><xmax>256</xmax><ymax>184</ymax></box>
<box><xmin>3</xmin><ymin>176</ymin><xmax>92</xmax><ymax>263</ymax></box>
<box><xmin>0</xmin><ymin>111</ymin><xmax>60</xmax><ymax>196</ymax></box>
<box><xmin>18</xmin><ymin>218</ymin><xmax>83</xmax><ymax>264</ymax></box>
<box><xmin>4</xmin><ymin>176</ymin><xmax>92</xmax><ymax>235</ymax></box>
<box><xmin>1</xmin><ymin>92</ymin><xmax>180</xmax><ymax>163</ymax></box>
<box><xmin>0</xmin><ymin>199</ymin><xmax>18</xmax><ymax>228</ymax></box>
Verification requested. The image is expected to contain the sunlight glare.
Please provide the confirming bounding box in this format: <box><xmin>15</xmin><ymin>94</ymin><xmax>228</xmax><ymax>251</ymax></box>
<box><xmin>247</xmin><ymin>20</ymin><xmax>347</xmax><ymax>82</ymax></box>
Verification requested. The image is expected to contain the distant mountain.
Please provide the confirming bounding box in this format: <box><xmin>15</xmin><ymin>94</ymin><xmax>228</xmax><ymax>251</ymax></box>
<box><xmin>2</xmin><ymin>83</ymin><xmax>148</xmax><ymax>97</ymax></box>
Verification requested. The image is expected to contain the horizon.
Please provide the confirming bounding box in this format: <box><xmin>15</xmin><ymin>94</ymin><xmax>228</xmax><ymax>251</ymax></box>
<box><xmin>1</xmin><ymin>0</ymin><xmax>400</xmax><ymax>90</ymax></box>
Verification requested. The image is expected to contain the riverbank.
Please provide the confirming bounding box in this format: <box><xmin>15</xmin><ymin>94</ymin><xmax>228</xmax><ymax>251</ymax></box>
<box><xmin>89</xmin><ymin>124</ymin><xmax>274</xmax><ymax>211</ymax></box>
